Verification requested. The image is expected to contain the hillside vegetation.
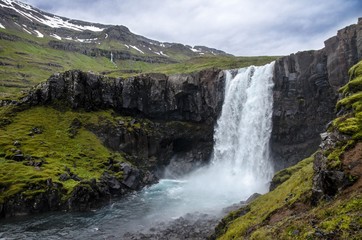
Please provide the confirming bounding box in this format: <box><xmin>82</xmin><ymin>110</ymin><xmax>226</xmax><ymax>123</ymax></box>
<box><xmin>0</xmin><ymin>106</ymin><xmax>128</xmax><ymax>208</ymax></box>
<box><xmin>213</xmin><ymin>61</ymin><xmax>362</xmax><ymax>240</ymax></box>
<box><xmin>0</xmin><ymin>28</ymin><xmax>277</xmax><ymax>98</ymax></box>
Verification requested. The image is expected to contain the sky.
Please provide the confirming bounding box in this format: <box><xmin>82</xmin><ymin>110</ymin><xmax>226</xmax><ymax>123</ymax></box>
<box><xmin>22</xmin><ymin>0</ymin><xmax>362</xmax><ymax>56</ymax></box>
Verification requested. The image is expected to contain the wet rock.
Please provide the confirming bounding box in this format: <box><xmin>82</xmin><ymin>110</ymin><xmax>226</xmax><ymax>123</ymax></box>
<box><xmin>311</xmin><ymin>131</ymin><xmax>353</xmax><ymax>205</ymax></box>
<box><xmin>100</xmin><ymin>172</ymin><xmax>121</xmax><ymax>190</ymax></box>
<box><xmin>59</xmin><ymin>173</ymin><xmax>70</xmax><ymax>181</ymax></box>
<box><xmin>67</xmin><ymin>181</ymin><xmax>102</xmax><ymax>211</ymax></box>
<box><xmin>245</xmin><ymin>193</ymin><xmax>261</xmax><ymax>203</ymax></box>
<box><xmin>13</xmin><ymin>153</ymin><xmax>25</xmax><ymax>161</ymax></box>
<box><xmin>120</xmin><ymin>162</ymin><xmax>141</xmax><ymax>189</ymax></box>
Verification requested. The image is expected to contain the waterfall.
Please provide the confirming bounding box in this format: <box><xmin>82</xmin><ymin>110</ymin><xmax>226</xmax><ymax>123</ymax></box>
<box><xmin>212</xmin><ymin>62</ymin><xmax>275</xmax><ymax>184</ymax></box>
<box><xmin>158</xmin><ymin>62</ymin><xmax>276</xmax><ymax>215</ymax></box>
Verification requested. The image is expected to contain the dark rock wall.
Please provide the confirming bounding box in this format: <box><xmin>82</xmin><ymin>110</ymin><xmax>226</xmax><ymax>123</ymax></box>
<box><xmin>24</xmin><ymin>69</ymin><xmax>225</xmax><ymax>124</ymax></box>
<box><xmin>271</xmin><ymin>18</ymin><xmax>362</xmax><ymax>170</ymax></box>
<box><xmin>22</xmin><ymin>69</ymin><xmax>225</xmax><ymax>174</ymax></box>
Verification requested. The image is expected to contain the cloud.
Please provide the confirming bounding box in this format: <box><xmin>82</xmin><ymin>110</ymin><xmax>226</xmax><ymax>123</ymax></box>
<box><xmin>23</xmin><ymin>0</ymin><xmax>362</xmax><ymax>56</ymax></box>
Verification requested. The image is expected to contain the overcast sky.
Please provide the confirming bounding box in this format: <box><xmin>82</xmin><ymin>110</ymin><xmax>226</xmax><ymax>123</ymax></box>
<box><xmin>22</xmin><ymin>0</ymin><xmax>362</xmax><ymax>56</ymax></box>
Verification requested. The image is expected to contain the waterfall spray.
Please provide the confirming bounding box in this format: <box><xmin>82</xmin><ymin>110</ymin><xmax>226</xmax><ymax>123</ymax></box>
<box><xmin>154</xmin><ymin>62</ymin><xmax>276</xmax><ymax>216</ymax></box>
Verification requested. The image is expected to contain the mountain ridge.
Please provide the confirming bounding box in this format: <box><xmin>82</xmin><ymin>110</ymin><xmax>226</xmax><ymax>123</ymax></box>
<box><xmin>0</xmin><ymin>0</ymin><xmax>231</xmax><ymax>58</ymax></box>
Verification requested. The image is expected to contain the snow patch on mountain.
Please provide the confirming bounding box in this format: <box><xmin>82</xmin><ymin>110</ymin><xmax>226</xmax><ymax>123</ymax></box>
<box><xmin>34</xmin><ymin>30</ymin><xmax>43</xmax><ymax>38</ymax></box>
<box><xmin>0</xmin><ymin>23</ymin><xmax>5</xmax><ymax>29</ymax></box>
<box><xmin>190</xmin><ymin>47</ymin><xmax>201</xmax><ymax>53</ymax></box>
<box><xmin>160</xmin><ymin>51</ymin><xmax>168</xmax><ymax>57</ymax></box>
<box><xmin>130</xmin><ymin>45</ymin><xmax>144</xmax><ymax>54</ymax></box>
<box><xmin>50</xmin><ymin>33</ymin><xmax>62</xmax><ymax>40</ymax></box>
<box><xmin>0</xmin><ymin>0</ymin><xmax>104</xmax><ymax>32</ymax></box>
<box><xmin>76</xmin><ymin>37</ymin><xmax>97</xmax><ymax>43</ymax></box>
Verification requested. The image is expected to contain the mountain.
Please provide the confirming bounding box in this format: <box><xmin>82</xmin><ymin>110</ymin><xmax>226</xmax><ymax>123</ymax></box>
<box><xmin>0</xmin><ymin>0</ymin><xmax>228</xmax><ymax>58</ymax></box>
<box><xmin>0</xmin><ymin>0</ymin><xmax>276</xmax><ymax>97</ymax></box>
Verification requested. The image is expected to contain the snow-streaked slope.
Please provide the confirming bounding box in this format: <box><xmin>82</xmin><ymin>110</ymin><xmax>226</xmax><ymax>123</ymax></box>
<box><xmin>0</xmin><ymin>0</ymin><xmax>104</xmax><ymax>32</ymax></box>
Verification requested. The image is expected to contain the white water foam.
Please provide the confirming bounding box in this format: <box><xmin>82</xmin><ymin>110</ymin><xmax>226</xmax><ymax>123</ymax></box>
<box><xmin>148</xmin><ymin>62</ymin><xmax>276</xmax><ymax>218</ymax></box>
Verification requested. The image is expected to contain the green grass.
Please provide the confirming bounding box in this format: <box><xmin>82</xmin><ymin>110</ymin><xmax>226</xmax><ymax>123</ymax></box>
<box><xmin>270</xmin><ymin>155</ymin><xmax>314</xmax><ymax>189</ymax></box>
<box><xmin>216</xmin><ymin>156</ymin><xmax>314</xmax><ymax>240</ymax></box>
<box><xmin>146</xmin><ymin>55</ymin><xmax>278</xmax><ymax>75</ymax></box>
<box><xmin>216</xmin><ymin>155</ymin><xmax>362</xmax><ymax>240</ymax></box>
<box><xmin>0</xmin><ymin>38</ymin><xmax>119</xmax><ymax>98</ymax></box>
<box><xmin>0</xmin><ymin>28</ymin><xmax>279</xmax><ymax>97</ymax></box>
<box><xmin>0</xmin><ymin>106</ymin><xmax>127</xmax><ymax>203</ymax></box>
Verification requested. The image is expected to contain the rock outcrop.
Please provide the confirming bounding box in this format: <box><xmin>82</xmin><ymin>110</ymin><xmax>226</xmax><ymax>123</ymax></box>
<box><xmin>23</xmin><ymin>69</ymin><xmax>225</xmax><ymax>124</ymax></box>
<box><xmin>271</xmin><ymin>18</ymin><xmax>362</xmax><ymax>170</ymax></box>
<box><xmin>311</xmin><ymin>131</ymin><xmax>352</xmax><ymax>205</ymax></box>
<box><xmin>21</xmin><ymin>69</ymin><xmax>225</xmax><ymax>175</ymax></box>
<box><xmin>0</xmin><ymin>162</ymin><xmax>156</xmax><ymax>217</ymax></box>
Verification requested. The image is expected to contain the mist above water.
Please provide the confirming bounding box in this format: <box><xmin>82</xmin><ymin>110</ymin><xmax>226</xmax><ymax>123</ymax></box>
<box><xmin>162</xmin><ymin>62</ymin><xmax>276</xmax><ymax>215</ymax></box>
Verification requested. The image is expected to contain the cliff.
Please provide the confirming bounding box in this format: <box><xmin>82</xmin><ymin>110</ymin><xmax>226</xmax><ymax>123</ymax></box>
<box><xmin>23</xmin><ymin>69</ymin><xmax>225</xmax><ymax>123</ymax></box>
<box><xmin>271</xmin><ymin>18</ymin><xmax>362</xmax><ymax>170</ymax></box>
<box><xmin>21</xmin><ymin>68</ymin><xmax>226</xmax><ymax>173</ymax></box>
<box><xmin>0</xmin><ymin>69</ymin><xmax>226</xmax><ymax>217</ymax></box>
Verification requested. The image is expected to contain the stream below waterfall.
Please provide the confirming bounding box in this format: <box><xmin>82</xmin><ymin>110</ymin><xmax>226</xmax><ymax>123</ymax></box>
<box><xmin>0</xmin><ymin>62</ymin><xmax>275</xmax><ymax>239</ymax></box>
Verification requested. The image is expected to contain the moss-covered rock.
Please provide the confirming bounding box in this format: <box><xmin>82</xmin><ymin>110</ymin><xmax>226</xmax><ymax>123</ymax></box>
<box><xmin>0</xmin><ymin>106</ymin><xmax>156</xmax><ymax>217</ymax></box>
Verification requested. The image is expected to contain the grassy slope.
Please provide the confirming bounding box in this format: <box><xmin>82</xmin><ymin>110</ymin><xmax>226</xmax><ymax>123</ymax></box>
<box><xmin>215</xmin><ymin>61</ymin><xmax>362</xmax><ymax>239</ymax></box>
<box><xmin>0</xmin><ymin>28</ymin><xmax>278</xmax><ymax>98</ymax></box>
<box><xmin>0</xmin><ymin>106</ymin><xmax>135</xmax><ymax>204</ymax></box>
<box><xmin>0</xmin><ymin>29</ymin><xmax>119</xmax><ymax>97</ymax></box>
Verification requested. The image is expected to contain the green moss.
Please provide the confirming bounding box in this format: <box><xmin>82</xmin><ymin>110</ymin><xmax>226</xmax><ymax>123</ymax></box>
<box><xmin>315</xmin><ymin>194</ymin><xmax>362</xmax><ymax>238</ymax></box>
<box><xmin>348</xmin><ymin>61</ymin><xmax>362</xmax><ymax>80</ymax></box>
<box><xmin>337</xmin><ymin>92</ymin><xmax>362</xmax><ymax>111</ymax></box>
<box><xmin>334</xmin><ymin>61</ymin><xmax>362</xmax><ymax>141</ymax></box>
<box><xmin>271</xmin><ymin>156</ymin><xmax>314</xmax><ymax>189</ymax></box>
<box><xmin>337</xmin><ymin>117</ymin><xmax>361</xmax><ymax>135</ymax></box>
<box><xmin>217</xmin><ymin>155</ymin><xmax>361</xmax><ymax>239</ymax></box>
<box><xmin>0</xmin><ymin>106</ymin><xmax>127</xmax><ymax>204</ymax></box>
<box><xmin>217</xmin><ymin>157</ymin><xmax>314</xmax><ymax>240</ymax></box>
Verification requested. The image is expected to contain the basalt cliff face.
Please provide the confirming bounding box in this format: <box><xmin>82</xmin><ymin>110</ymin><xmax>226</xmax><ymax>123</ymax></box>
<box><xmin>21</xmin><ymin>68</ymin><xmax>225</xmax><ymax>175</ymax></box>
<box><xmin>271</xmin><ymin>18</ymin><xmax>362</xmax><ymax>170</ymax></box>
<box><xmin>24</xmin><ymin>69</ymin><xmax>224</xmax><ymax>123</ymax></box>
